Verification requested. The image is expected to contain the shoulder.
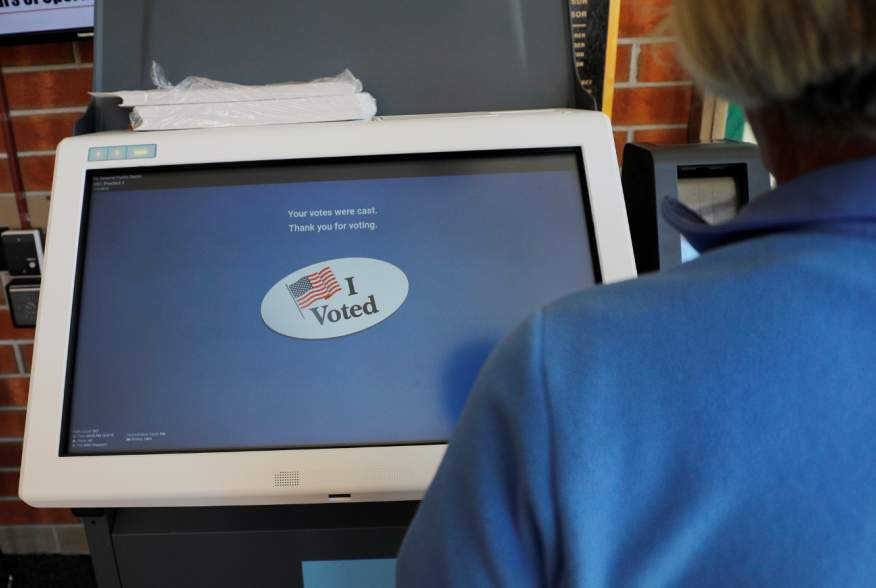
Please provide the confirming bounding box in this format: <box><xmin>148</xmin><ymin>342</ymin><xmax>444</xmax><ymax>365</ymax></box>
<box><xmin>477</xmin><ymin>229</ymin><xmax>867</xmax><ymax>414</ymax></box>
<box><xmin>541</xmin><ymin>231</ymin><xmax>834</xmax><ymax>346</ymax></box>
<box><xmin>516</xmin><ymin>233</ymin><xmax>837</xmax><ymax>399</ymax></box>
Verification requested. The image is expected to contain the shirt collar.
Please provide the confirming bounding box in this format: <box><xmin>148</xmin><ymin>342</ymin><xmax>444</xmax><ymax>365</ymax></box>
<box><xmin>662</xmin><ymin>154</ymin><xmax>876</xmax><ymax>253</ymax></box>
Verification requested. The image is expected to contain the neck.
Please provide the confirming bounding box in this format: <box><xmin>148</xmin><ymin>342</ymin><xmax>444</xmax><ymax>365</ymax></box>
<box><xmin>746</xmin><ymin>106</ymin><xmax>876</xmax><ymax>184</ymax></box>
<box><xmin>778</xmin><ymin>132</ymin><xmax>876</xmax><ymax>183</ymax></box>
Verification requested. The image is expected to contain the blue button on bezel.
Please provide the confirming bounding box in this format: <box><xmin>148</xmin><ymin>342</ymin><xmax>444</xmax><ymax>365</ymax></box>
<box><xmin>107</xmin><ymin>146</ymin><xmax>127</xmax><ymax>160</ymax></box>
<box><xmin>126</xmin><ymin>144</ymin><xmax>157</xmax><ymax>159</ymax></box>
<box><xmin>88</xmin><ymin>147</ymin><xmax>108</xmax><ymax>161</ymax></box>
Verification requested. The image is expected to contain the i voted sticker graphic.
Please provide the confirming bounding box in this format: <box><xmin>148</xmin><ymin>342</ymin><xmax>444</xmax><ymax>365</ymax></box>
<box><xmin>261</xmin><ymin>258</ymin><xmax>409</xmax><ymax>339</ymax></box>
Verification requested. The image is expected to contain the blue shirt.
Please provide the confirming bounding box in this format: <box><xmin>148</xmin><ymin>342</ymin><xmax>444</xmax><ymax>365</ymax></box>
<box><xmin>397</xmin><ymin>156</ymin><xmax>876</xmax><ymax>587</ymax></box>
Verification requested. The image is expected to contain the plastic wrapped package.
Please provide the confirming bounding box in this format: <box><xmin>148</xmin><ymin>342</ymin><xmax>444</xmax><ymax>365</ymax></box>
<box><xmin>94</xmin><ymin>63</ymin><xmax>364</xmax><ymax>106</ymax></box>
<box><xmin>131</xmin><ymin>93</ymin><xmax>377</xmax><ymax>131</ymax></box>
<box><xmin>93</xmin><ymin>63</ymin><xmax>377</xmax><ymax>131</ymax></box>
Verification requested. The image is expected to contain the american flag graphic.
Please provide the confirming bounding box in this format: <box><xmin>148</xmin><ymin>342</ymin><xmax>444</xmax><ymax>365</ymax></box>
<box><xmin>286</xmin><ymin>267</ymin><xmax>342</xmax><ymax>309</ymax></box>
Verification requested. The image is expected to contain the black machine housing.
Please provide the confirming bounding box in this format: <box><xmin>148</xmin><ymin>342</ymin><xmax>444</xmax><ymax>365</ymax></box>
<box><xmin>621</xmin><ymin>141</ymin><xmax>772</xmax><ymax>274</ymax></box>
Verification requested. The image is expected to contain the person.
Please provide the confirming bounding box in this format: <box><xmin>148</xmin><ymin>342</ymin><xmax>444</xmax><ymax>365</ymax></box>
<box><xmin>396</xmin><ymin>0</ymin><xmax>876</xmax><ymax>585</ymax></box>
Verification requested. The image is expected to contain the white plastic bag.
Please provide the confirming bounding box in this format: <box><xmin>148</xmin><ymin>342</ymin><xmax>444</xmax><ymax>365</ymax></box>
<box><xmin>93</xmin><ymin>63</ymin><xmax>364</xmax><ymax>107</ymax></box>
<box><xmin>131</xmin><ymin>94</ymin><xmax>377</xmax><ymax>131</ymax></box>
<box><xmin>93</xmin><ymin>62</ymin><xmax>376</xmax><ymax>131</ymax></box>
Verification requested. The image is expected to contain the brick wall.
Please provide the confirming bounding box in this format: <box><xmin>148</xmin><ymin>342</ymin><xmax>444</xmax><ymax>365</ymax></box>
<box><xmin>0</xmin><ymin>38</ymin><xmax>92</xmax><ymax>555</ymax></box>
<box><xmin>0</xmin><ymin>0</ymin><xmax>690</xmax><ymax>555</ymax></box>
<box><xmin>611</xmin><ymin>0</ymin><xmax>691</xmax><ymax>163</ymax></box>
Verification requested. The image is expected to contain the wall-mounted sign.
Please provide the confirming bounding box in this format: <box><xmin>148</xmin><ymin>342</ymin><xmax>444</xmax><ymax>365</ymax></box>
<box><xmin>0</xmin><ymin>0</ymin><xmax>94</xmax><ymax>38</ymax></box>
<box><xmin>568</xmin><ymin>0</ymin><xmax>621</xmax><ymax>115</ymax></box>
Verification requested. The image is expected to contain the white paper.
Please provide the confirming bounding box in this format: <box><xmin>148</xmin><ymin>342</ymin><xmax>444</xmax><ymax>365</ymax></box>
<box><xmin>94</xmin><ymin>70</ymin><xmax>363</xmax><ymax>107</ymax></box>
<box><xmin>131</xmin><ymin>93</ymin><xmax>377</xmax><ymax>131</ymax></box>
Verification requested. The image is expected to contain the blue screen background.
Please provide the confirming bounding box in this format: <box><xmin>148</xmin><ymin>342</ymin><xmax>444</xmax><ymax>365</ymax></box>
<box><xmin>67</xmin><ymin>163</ymin><xmax>596</xmax><ymax>453</ymax></box>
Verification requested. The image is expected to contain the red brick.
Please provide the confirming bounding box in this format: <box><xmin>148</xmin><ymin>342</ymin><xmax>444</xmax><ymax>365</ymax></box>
<box><xmin>619</xmin><ymin>0</ymin><xmax>673</xmax><ymax>38</ymax></box>
<box><xmin>0</xmin><ymin>443</ymin><xmax>22</xmax><ymax>468</ymax></box>
<box><xmin>633</xmin><ymin>127</ymin><xmax>690</xmax><ymax>144</ymax></box>
<box><xmin>0</xmin><ymin>500</ymin><xmax>78</xmax><ymax>524</ymax></box>
<box><xmin>12</xmin><ymin>113</ymin><xmax>78</xmax><ymax>152</ymax></box>
<box><xmin>0</xmin><ymin>347</ymin><xmax>17</xmax><ymax>375</ymax></box>
<box><xmin>77</xmin><ymin>39</ymin><xmax>93</xmax><ymax>63</ymax></box>
<box><xmin>0</xmin><ymin>471</ymin><xmax>18</xmax><ymax>497</ymax></box>
<box><xmin>0</xmin><ymin>43</ymin><xmax>75</xmax><ymax>67</ymax></box>
<box><xmin>613</xmin><ymin>130</ymin><xmax>628</xmax><ymax>166</ymax></box>
<box><xmin>4</xmin><ymin>68</ymin><xmax>92</xmax><ymax>110</ymax></box>
<box><xmin>20</xmin><ymin>156</ymin><xmax>54</xmax><ymax>192</ymax></box>
<box><xmin>20</xmin><ymin>344</ymin><xmax>33</xmax><ymax>374</ymax></box>
<box><xmin>0</xmin><ymin>412</ymin><xmax>25</xmax><ymax>438</ymax></box>
<box><xmin>638</xmin><ymin>43</ymin><xmax>689</xmax><ymax>82</ymax></box>
<box><xmin>612</xmin><ymin>86</ymin><xmax>693</xmax><ymax>126</ymax></box>
<box><xmin>615</xmin><ymin>44</ymin><xmax>632</xmax><ymax>84</ymax></box>
<box><xmin>0</xmin><ymin>379</ymin><xmax>28</xmax><ymax>407</ymax></box>
<box><xmin>0</xmin><ymin>310</ymin><xmax>36</xmax><ymax>340</ymax></box>
<box><xmin>0</xmin><ymin>162</ymin><xmax>10</xmax><ymax>193</ymax></box>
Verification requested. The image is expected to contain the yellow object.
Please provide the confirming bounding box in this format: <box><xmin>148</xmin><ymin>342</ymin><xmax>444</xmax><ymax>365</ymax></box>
<box><xmin>602</xmin><ymin>0</ymin><xmax>622</xmax><ymax>116</ymax></box>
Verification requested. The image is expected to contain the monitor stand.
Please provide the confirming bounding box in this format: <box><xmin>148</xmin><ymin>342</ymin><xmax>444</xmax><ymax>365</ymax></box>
<box><xmin>75</xmin><ymin>502</ymin><xmax>417</xmax><ymax>588</ymax></box>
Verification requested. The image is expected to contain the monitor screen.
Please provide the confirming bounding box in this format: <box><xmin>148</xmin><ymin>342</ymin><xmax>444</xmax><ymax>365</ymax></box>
<box><xmin>64</xmin><ymin>150</ymin><xmax>598</xmax><ymax>455</ymax></box>
<box><xmin>677</xmin><ymin>175</ymin><xmax>742</xmax><ymax>263</ymax></box>
<box><xmin>0</xmin><ymin>1</ymin><xmax>94</xmax><ymax>37</ymax></box>
<box><xmin>677</xmin><ymin>176</ymin><xmax>740</xmax><ymax>225</ymax></box>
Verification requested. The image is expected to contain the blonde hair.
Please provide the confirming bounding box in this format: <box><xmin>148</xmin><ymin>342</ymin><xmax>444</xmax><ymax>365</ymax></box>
<box><xmin>673</xmin><ymin>0</ymin><xmax>876</xmax><ymax>129</ymax></box>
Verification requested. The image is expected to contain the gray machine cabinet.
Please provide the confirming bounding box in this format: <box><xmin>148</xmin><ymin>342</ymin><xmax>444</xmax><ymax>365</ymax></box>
<box><xmin>83</xmin><ymin>0</ymin><xmax>587</xmax><ymax>132</ymax></box>
<box><xmin>76</xmin><ymin>1</ymin><xmax>587</xmax><ymax>585</ymax></box>
<box><xmin>79</xmin><ymin>503</ymin><xmax>417</xmax><ymax>588</ymax></box>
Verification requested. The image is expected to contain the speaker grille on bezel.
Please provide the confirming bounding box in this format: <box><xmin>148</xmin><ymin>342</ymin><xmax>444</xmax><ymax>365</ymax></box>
<box><xmin>273</xmin><ymin>471</ymin><xmax>301</xmax><ymax>487</ymax></box>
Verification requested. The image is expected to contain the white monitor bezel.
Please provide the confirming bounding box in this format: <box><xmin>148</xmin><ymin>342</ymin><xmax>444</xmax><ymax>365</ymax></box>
<box><xmin>20</xmin><ymin>109</ymin><xmax>636</xmax><ymax>508</ymax></box>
